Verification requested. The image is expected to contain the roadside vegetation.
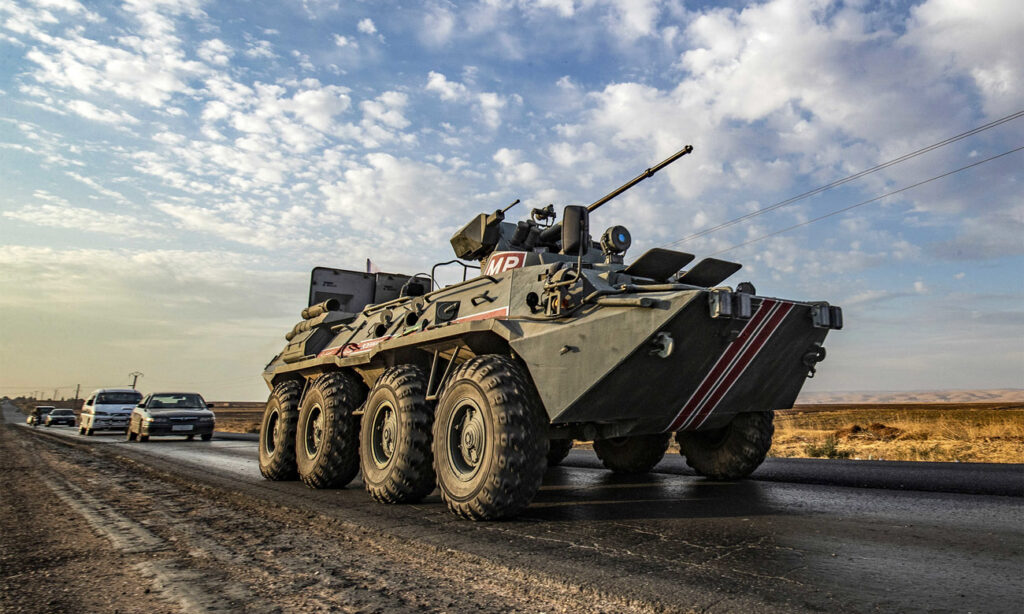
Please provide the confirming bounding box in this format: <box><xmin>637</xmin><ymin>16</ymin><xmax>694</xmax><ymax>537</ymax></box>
<box><xmin>771</xmin><ymin>404</ymin><xmax>1024</xmax><ymax>463</ymax></box>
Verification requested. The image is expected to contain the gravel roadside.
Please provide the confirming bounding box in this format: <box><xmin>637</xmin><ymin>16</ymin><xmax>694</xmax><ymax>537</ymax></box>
<box><xmin>0</xmin><ymin>420</ymin><xmax>662</xmax><ymax>614</ymax></box>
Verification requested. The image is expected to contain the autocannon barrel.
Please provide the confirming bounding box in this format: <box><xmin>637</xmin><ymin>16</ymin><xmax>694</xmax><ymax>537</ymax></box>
<box><xmin>587</xmin><ymin>145</ymin><xmax>693</xmax><ymax>213</ymax></box>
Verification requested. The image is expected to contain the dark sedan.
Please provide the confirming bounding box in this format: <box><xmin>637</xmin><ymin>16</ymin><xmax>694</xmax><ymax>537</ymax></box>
<box><xmin>126</xmin><ymin>393</ymin><xmax>216</xmax><ymax>442</ymax></box>
<box><xmin>45</xmin><ymin>408</ymin><xmax>76</xmax><ymax>426</ymax></box>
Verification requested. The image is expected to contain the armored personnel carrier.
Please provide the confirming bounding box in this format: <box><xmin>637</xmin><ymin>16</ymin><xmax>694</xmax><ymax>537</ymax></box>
<box><xmin>259</xmin><ymin>146</ymin><xmax>843</xmax><ymax>520</ymax></box>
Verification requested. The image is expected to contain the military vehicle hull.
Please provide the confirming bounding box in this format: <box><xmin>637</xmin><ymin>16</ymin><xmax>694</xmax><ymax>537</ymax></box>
<box><xmin>264</xmin><ymin>265</ymin><xmax>832</xmax><ymax>440</ymax></box>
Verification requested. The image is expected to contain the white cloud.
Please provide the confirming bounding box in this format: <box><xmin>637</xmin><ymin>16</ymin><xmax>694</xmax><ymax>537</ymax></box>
<box><xmin>493</xmin><ymin>147</ymin><xmax>541</xmax><ymax>186</ymax></box>
<box><xmin>197</xmin><ymin>38</ymin><xmax>232</xmax><ymax>65</ymax></box>
<box><xmin>244</xmin><ymin>39</ymin><xmax>275</xmax><ymax>59</ymax></box>
<box><xmin>320</xmin><ymin>154</ymin><xmax>467</xmax><ymax>246</ymax></box>
<box><xmin>357</xmin><ymin>18</ymin><xmax>377</xmax><ymax>35</ymax></box>
<box><xmin>66</xmin><ymin>99</ymin><xmax>139</xmax><ymax>124</ymax></box>
<box><xmin>333</xmin><ymin>34</ymin><xmax>356</xmax><ymax>48</ymax></box>
<box><xmin>3</xmin><ymin>203</ymin><xmax>160</xmax><ymax>238</ymax></box>
<box><xmin>359</xmin><ymin>91</ymin><xmax>410</xmax><ymax>130</ymax></box>
<box><xmin>420</xmin><ymin>5</ymin><xmax>455</xmax><ymax>47</ymax></box>
<box><xmin>476</xmin><ymin>92</ymin><xmax>506</xmax><ymax>129</ymax></box>
<box><xmin>425</xmin><ymin>71</ymin><xmax>468</xmax><ymax>101</ymax></box>
<box><xmin>424</xmin><ymin>71</ymin><xmax>507</xmax><ymax>129</ymax></box>
<box><xmin>904</xmin><ymin>0</ymin><xmax>1024</xmax><ymax>117</ymax></box>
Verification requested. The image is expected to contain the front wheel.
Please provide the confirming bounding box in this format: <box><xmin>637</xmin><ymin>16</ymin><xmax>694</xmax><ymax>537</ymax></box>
<box><xmin>675</xmin><ymin>411</ymin><xmax>774</xmax><ymax>480</ymax></box>
<box><xmin>296</xmin><ymin>371</ymin><xmax>366</xmax><ymax>489</ymax></box>
<box><xmin>593</xmin><ymin>433</ymin><xmax>670</xmax><ymax>474</ymax></box>
<box><xmin>125</xmin><ymin>425</ymin><xmax>137</xmax><ymax>442</ymax></box>
<box><xmin>433</xmin><ymin>355</ymin><xmax>548</xmax><ymax>520</ymax></box>
<box><xmin>258</xmin><ymin>380</ymin><xmax>302</xmax><ymax>481</ymax></box>
<box><xmin>200</xmin><ymin>433</ymin><xmax>212</xmax><ymax>441</ymax></box>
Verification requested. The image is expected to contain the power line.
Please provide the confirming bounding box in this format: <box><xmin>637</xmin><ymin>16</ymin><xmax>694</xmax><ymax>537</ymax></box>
<box><xmin>710</xmin><ymin>145</ymin><xmax>1024</xmax><ymax>256</ymax></box>
<box><xmin>662</xmin><ymin>109</ymin><xmax>1024</xmax><ymax>249</ymax></box>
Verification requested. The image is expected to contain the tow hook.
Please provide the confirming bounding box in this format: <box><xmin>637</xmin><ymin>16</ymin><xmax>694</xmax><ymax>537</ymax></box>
<box><xmin>802</xmin><ymin>344</ymin><xmax>827</xmax><ymax>377</ymax></box>
<box><xmin>650</xmin><ymin>332</ymin><xmax>674</xmax><ymax>358</ymax></box>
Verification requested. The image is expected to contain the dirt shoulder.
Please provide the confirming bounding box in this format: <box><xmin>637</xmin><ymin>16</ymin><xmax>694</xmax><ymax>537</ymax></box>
<box><xmin>0</xmin><ymin>424</ymin><xmax>164</xmax><ymax>614</ymax></box>
<box><xmin>0</xmin><ymin>418</ymin><xmax>661</xmax><ymax>614</ymax></box>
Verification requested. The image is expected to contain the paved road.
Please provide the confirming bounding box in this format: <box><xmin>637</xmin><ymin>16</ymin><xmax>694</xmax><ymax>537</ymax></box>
<box><xmin>5</xmin><ymin>402</ymin><xmax>1023</xmax><ymax>613</ymax></box>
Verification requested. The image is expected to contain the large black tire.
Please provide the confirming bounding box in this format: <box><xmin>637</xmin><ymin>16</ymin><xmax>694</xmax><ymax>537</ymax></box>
<box><xmin>200</xmin><ymin>433</ymin><xmax>212</xmax><ymax>441</ymax></box>
<box><xmin>547</xmin><ymin>439</ymin><xmax>573</xmax><ymax>467</ymax></box>
<box><xmin>258</xmin><ymin>380</ymin><xmax>302</xmax><ymax>481</ymax></box>
<box><xmin>125</xmin><ymin>424</ymin><xmax>137</xmax><ymax>442</ymax></box>
<box><xmin>675</xmin><ymin>411</ymin><xmax>774</xmax><ymax>479</ymax></box>
<box><xmin>296</xmin><ymin>371</ymin><xmax>366</xmax><ymax>489</ymax></box>
<box><xmin>593</xmin><ymin>433</ymin><xmax>670</xmax><ymax>474</ymax></box>
<box><xmin>432</xmin><ymin>355</ymin><xmax>548</xmax><ymax>520</ymax></box>
<box><xmin>359</xmin><ymin>365</ymin><xmax>435</xmax><ymax>503</ymax></box>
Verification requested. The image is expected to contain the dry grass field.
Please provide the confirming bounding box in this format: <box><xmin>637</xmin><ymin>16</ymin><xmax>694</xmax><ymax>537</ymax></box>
<box><xmin>208</xmin><ymin>400</ymin><xmax>1024</xmax><ymax>464</ymax></box>
<box><xmin>210</xmin><ymin>401</ymin><xmax>264</xmax><ymax>433</ymax></box>
<box><xmin>772</xmin><ymin>403</ymin><xmax>1024</xmax><ymax>463</ymax></box>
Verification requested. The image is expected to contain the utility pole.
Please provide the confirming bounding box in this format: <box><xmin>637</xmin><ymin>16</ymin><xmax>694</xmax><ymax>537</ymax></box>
<box><xmin>129</xmin><ymin>371</ymin><xmax>144</xmax><ymax>389</ymax></box>
<box><xmin>74</xmin><ymin>384</ymin><xmax>80</xmax><ymax>402</ymax></box>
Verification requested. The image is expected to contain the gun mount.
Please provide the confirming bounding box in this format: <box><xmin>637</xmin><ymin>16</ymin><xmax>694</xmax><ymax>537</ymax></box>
<box><xmin>450</xmin><ymin>145</ymin><xmax>694</xmax><ymax>264</ymax></box>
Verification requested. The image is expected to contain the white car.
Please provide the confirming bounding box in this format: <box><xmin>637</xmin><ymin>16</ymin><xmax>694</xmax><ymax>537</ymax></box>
<box><xmin>78</xmin><ymin>388</ymin><xmax>143</xmax><ymax>435</ymax></box>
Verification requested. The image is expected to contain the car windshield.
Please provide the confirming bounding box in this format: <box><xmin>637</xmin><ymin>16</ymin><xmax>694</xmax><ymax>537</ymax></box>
<box><xmin>51</xmin><ymin>409</ymin><xmax>73</xmax><ymax>416</ymax></box>
<box><xmin>96</xmin><ymin>392</ymin><xmax>143</xmax><ymax>404</ymax></box>
<box><xmin>147</xmin><ymin>394</ymin><xmax>206</xmax><ymax>409</ymax></box>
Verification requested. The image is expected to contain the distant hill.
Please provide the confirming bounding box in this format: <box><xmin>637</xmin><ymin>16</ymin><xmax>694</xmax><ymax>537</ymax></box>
<box><xmin>796</xmin><ymin>389</ymin><xmax>1024</xmax><ymax>404</ymax></box>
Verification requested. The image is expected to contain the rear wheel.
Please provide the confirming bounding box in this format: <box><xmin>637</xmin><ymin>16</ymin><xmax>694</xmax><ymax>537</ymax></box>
<box><xmin>675</xmin><ymin>411</ymin><xmax>774</xmax><ymax>479</ymax></box>
<box><xmin>200</xmin><ymin>433</ymin><xmax>212</xmax><ymax>441</ymax></box>
<box><xmin>258</xmin><ymin>380</ymin><xmax>302</xmax><ymax>481</ymax></box>
<box><xmin>593</xmin><ymin>433</ymin><xmax>670</xmax><ymax>474</ymax></box>
<box><xmin>186</xmin><ymin>434</ymin><xmax>195</xmax><ymax>441</ymax></box>
<box><xmin>547</xmin><ymin>439</ymin><xmax>574</xmax><ymax>467</ymax></box>
<box><xmin>433</xmin><ymin>355</ymin><xmax>548</xmax><ymax>520</ymax></box>
<box><xmin>360</xmin><ymin>365</ymin><xmax>435</xmax><ymax>503</ymax></box>
<box><xmin>296</xmin><ymin>371</ymin><xmax>366</xmax><ymax>489</ymax></box>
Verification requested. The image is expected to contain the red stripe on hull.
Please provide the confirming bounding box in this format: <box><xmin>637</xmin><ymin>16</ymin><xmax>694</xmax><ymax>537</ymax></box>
<box><xmin>667</xmin><ymin>300</ymin><xmax>779</xmax><ymax>431</ymax></box>
<box><xmin>686</xmin><ymin>302</ymin><xmax>794</xmax><ymax>430</ymax></box>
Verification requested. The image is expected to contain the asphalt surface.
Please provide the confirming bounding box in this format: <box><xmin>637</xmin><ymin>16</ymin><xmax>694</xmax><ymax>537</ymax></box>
<box><xmin>6</xmin><ymin>402</ymin><xmax>1023</xmax><ymax>613</ymax></box>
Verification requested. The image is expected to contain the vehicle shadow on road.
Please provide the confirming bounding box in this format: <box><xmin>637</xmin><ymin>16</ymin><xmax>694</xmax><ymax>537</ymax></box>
<box><xmin>527</xmin><ymin>468</ymin><xmax>778</xmax><ymax>521</ymax></box>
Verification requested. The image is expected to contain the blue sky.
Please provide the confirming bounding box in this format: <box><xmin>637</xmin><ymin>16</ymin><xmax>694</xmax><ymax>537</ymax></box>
<box><xmin>1</xmin><ymin>0</ymin><xmax>1021</xmax><ymax>401</ymax></box>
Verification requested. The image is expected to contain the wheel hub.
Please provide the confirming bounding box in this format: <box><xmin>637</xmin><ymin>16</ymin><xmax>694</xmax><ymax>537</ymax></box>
<box><xmin>370</xmin><ymin>402</ymin><xmax>397</xmax><ymax>468</ymax></box>
<box><xmin>448</xmin><ymin>400</ymin><xmax>486</xmax><ymax>479</ymax></box>
<box><xmin>304</xmin><ymin>405</ymin><xmax>324</xmax><ymax>457</ymax></box>
<box><xmin>265</xmin><ymin>410</ymin><xmax>279</xmax><ymax>455</ymax></box>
